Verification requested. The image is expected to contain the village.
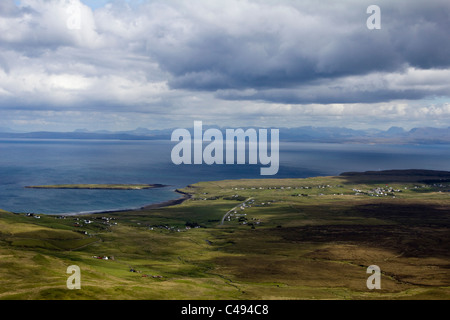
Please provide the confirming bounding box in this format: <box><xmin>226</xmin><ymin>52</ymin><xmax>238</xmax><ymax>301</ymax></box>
<box><xmin>18</xmin><ymin>180</ymin><xmax>449</xmax><ymax>235</ymax></box>
<box><xmin>227</xmin><ymin>181</ymin><xmax>450</xmax><ymax>199</ymax></box>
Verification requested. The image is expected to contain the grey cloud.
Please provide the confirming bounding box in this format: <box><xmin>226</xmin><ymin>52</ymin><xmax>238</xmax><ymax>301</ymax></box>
<box><xmin>138</xmin><ymin>0</ymin><xmax>450</xmax><ymax>101</ymax></box>
<box><xmin>0</xmin><ymin>0</ymin><xmax>449</xmax><ymax>131</ymax></box>
<box><xmin>216</xmin><ymin>87</ymin><xmax>430</xmax><ymax>105</ymax></box>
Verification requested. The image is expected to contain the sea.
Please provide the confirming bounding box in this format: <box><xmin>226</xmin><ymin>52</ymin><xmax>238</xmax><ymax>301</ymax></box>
<box><xmin>0</xmin><ymin>139</ymin><xmax>449</xmax><ymax>215</ymax></box>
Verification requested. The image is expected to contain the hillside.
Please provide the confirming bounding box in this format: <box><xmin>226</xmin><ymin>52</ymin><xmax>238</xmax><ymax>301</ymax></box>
<box><xmin>0</xmin><ymin>170</ymin><xmax>449</xmax><ymax>300</ymax></box>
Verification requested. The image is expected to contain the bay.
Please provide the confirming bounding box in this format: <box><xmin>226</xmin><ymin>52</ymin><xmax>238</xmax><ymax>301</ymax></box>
<box><xmin>0</xmin><ymin>139</ymin><xmax>449</xmax><ymax>214</ymax></box>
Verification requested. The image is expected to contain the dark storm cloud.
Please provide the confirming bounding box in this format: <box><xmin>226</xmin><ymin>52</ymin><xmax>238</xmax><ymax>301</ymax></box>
<box><xmin>139</xmin><ymin>0</ymin><xmax>450</xmax><ymax>103</ymax></box>
<box><xmin>216</xmin><ymin>87</ymin><xmax>430</xmax><ymax>105</ymax></box>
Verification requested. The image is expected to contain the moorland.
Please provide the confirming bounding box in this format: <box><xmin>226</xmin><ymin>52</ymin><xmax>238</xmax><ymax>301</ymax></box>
<box><xmin>0</xmin><ymin>169</ymin><xmax>449</xmax><ymax>300</ymax></box>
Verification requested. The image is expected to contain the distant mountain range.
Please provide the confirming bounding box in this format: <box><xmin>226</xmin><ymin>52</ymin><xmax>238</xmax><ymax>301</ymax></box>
<box><xmin>280</xmin><ymin>126</ymin><xmax>450</xmax><ymax>144</ymax></box>
<box><xmin>0</xmin><ymin>127</ymin><xmax>171</xmax><ymax>141</ymax></box>
<box><xmin>0</xmin><ymin>126</ymin><xmax>449</xmax><ymax>144</ymax></box>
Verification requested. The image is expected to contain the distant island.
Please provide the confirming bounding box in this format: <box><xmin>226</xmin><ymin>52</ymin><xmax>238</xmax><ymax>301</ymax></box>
<box><xmin>25</xmin><ymin>184</ymin><xmax>167</xmax><ymax>190</ymax></box>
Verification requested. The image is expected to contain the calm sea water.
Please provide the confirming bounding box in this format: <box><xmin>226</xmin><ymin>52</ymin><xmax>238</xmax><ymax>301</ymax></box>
<box><xmin>0</xmin><ymin>139</ymin><xmax>449</xmax><ymax>214</ymax></box>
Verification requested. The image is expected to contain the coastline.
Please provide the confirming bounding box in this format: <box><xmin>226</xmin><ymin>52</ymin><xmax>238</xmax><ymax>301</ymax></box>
<box><xmin>54</xmin><ymin>188</ymin><xmax>192</xmax><ymax>216</ymax></box>
<box><xmin>139</xmin><ymin>189</ymin><xmax>192</xmax><ymax>210</ymax></box>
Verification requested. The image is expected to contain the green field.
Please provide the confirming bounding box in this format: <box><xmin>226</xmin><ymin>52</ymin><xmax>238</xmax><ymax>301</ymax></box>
<box><xmin>1</xmin><ymin>170</ymin><xmax>449</xmax><ymax>300</ymax></box>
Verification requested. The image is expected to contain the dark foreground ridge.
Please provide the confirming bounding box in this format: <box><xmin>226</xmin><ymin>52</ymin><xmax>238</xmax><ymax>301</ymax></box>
<box><xmin>341</xmin><ymin>169</ymin><xmax>450</xmax><ymax>177</ymax></box>
<box><xmin>340</xmin><ymin>169</ymin><xmax>450</xmax><ymax>183</ymax></box>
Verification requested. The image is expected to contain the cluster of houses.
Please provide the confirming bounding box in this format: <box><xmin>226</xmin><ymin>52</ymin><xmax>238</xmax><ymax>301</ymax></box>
<box><xmin>66</xmin><ymin>216</ymin><xmax>117</xmax><ymax>236</ymax></box>
<box><xmin>226</xmin><ymin>212</ymin><xmax>246</xmax><ymax>223</ymax></box>
<box><xmin>369</xmin><ymin>186</ymin><xmax>402</xmax><ymax>197</ymax></box>
<box><xmin>429</xmin><ymin>182</ymin><xmax>450</xmax><ymax>189</ymax></box>
<box><xmin>240</xmin><ymin>199</ymin><xmax>253</xmax><ymax>210</ymax></box>
<box><xmin>410</xmin><ymin>183</ymin><xmax>450</xmax><ymax>191</ymax></box>
<box><xmin>97</xmin><ymin>216</ymin><xmax>117</xmax><ymax>226</ymax></box>
<box><xmin>232</xmin><ymin>186</ymin><xmax>294</xmax><ymax>191</ymax></box>
<box><xmin>351</xmin><ymin>186</ymin><xmax>403</xmax><ymax>197</ymax></box>
<box><xmin>72</xmin><ymin>216</ymin><xmax>117</xmax><ymax>228</ymax></box>
<box><xmin>224</xmin><ymin>199</ymin><xmax>264</xmax><ymax>227</ymax></box>
<box><xmin>25</xmin><ymin>213</ymin><xmax>41</xmax><ymax>219</ymax></box>
<box><xmin>73</xmin><ymin>218</ymin><xmax>90</xmax><ymax>227</ymax></box>
<box><xmin>228</xmin><ymin>184</ymin><xmax>349</xmax><ymax>199</ymax></box>
<box><xmin>231</xmin><ymin>184</ymin><xmax>338</xmax><ymax>191</ymax></box>
<box><xmin>226</xmin><ymin>212</ymin><xmax>262</xmax><ymax>227</ymax></box>
<box><xmin>25</xmin><ymin>214</ymin><xmax>119</xmax><ymax>227</ymax></box>
<box><xmin>92</xmin><ymin>255</ymin><xmax>114</xmax><ymax>260</ymax></box>
<box><xmin>228</xmin><ymin>182</ymin><xmax>448</xmax><ymax>199</ymax></box>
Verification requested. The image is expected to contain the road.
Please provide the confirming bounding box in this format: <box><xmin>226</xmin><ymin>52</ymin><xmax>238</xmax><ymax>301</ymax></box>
<box><xmin>220</xmin><ymin>197</ymin><xmax>253</xmax><ymax>225</ymax></box>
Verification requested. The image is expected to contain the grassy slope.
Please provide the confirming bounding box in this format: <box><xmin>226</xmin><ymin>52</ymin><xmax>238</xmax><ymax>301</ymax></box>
<box><xmin>0</xmin><ymin>171</ymin><xmax>449</xmax><ymax>300</ymax></box>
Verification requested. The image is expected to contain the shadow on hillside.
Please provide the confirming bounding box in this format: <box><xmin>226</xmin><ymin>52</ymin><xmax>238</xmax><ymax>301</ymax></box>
<box><xmin>339</xmin><ymin>169</ymin><xmax>450</xmax><ymax>184</ymax></box>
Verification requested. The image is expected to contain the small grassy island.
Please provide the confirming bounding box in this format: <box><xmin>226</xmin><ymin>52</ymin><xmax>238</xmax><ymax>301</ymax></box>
<box><xmin>25</xmin><ymin>183</ymin><xmax>167</xmax><ymax>190</ymax></box>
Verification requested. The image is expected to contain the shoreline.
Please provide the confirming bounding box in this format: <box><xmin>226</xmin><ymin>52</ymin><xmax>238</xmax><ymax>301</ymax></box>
<box><xmin>25</xmin><ymin>183</ymin><xmax>168</xmax><ymax>190</ymax></box>
<box><xmin>53</xmin><ymin>189</ymin><xmax>192</xmax><ymax>216</ymax></box>
<box><xmin>139</xmin><ymin>189</ymin><xmax>192</xmax><ymax>210</ymax></box>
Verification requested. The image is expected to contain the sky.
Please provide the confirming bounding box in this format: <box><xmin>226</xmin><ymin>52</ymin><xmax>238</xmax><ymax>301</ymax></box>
<box><xmin>0</xmin><ymin>0</ymin><xmax>449</xmax><ymax>132</ymax></box>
